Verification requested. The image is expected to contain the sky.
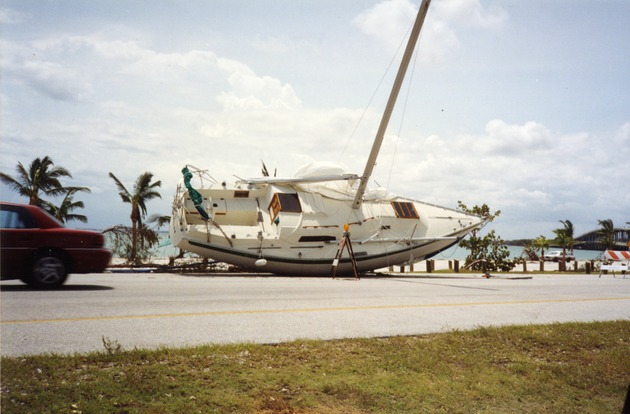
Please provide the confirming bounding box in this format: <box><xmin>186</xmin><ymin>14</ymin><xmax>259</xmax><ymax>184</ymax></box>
<box><xmin>1</xmin><ymin>0</ymin><xmax>628</xmax><ymax>241</ymax></box>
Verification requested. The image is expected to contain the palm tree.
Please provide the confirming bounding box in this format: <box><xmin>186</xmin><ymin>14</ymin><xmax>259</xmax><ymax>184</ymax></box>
<box><xmin>558</xmin><ymin>219</ymin><xmax>577</xmax><ymax>253</ymax></box>
<box><xmin>0</xmin><ymin>156</ymin><xmax>72</xmax><ymax>206</ymax></box>
<box><xmin>532</xmin><ymin>235</ymin><xmax>551</xmax><ymax>261</ymax></box>
<box><xmin>109</xmin><ymin>171</ymin><xmax>162</xmax><ymax>262</ymax></box>
<box><xmin>147</xmin><ymin>214</ymin><xmax>171</xmax><ymax>228</ymax></box>
<box><xmin>596</xmin><ymin>219</ymin><xmax>615</xmax><ymax>250</ymax></box>
<box><xmin>552</xmin><ymin>227</ymin><xmax>571</xmax><ymax>271</ymax></box>
<box><xmin>532</xmin><ymin>235</ymin><xmax>551</xmax><ymax>271</ymax></box>
<box><xmin>44</xmin><ymin>187</ymin><xmax>91</xmax><ymax>224</ymax></box>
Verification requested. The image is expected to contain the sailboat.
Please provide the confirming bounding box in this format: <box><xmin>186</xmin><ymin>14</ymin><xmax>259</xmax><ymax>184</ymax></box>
<box><xmin>169</xmin><ymin>0</ymin><xmax>485</xmax><ymax>276</ymax></box>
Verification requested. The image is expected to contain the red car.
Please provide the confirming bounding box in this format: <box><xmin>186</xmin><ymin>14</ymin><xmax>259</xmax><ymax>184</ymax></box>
<box><xmin>0</xmin><ymin>202</ymin><xmax>112</xmax><ymax>288</ymax></box>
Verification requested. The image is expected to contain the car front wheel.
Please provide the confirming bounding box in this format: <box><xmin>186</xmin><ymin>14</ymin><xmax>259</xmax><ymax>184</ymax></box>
<box><xmin>27</xmin><ymin>254</ymin><xmax>68</xmax><ymax>288</ymax></box>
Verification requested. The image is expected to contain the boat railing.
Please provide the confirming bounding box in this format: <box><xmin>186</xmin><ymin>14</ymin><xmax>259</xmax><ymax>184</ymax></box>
<box><xmin>183</xmin><ymin>164</ymin><xmax>219</xmax><ymax>189</ymax></box>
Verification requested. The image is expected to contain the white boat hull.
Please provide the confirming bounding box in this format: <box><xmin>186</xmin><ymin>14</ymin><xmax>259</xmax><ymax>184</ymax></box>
<box><xmin>169</xmin><ymin>168</ymin><xmax>483</xmax><ymax>276</ymax></box>
<box><xmin>174</xmin><ymin>231</ymin><xmax>467</xmax><ymax>276</ymax></box>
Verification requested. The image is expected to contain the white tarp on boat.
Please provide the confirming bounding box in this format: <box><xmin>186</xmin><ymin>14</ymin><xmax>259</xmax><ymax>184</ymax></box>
<box><xmin>293</xmin><ymin>161</ymin><xmax>358</xmax><ymax>199</ymax></box>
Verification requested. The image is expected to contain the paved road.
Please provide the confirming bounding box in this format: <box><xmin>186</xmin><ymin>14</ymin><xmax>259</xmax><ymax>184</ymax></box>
<box><xmin>1</xmin><ymin>272</ymin><xmax>629</xmax><ymax>357</ymax></box>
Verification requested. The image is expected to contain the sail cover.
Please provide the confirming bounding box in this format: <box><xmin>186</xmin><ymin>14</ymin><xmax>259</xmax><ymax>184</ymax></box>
<box><xmin>293</xmin><ymin>161</ymin><xmax>353</xmax><ymax>180</ymax></box>
<box><xmin>293</xmin><ymin>162</ymin><xmax>359</xmax><ymax>199</ymax></box>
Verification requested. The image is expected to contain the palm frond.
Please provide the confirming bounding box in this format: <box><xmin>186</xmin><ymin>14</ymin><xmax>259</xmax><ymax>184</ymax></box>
<box><xmin>65</xmin><ymin>214</ymin><xmax>89</xmax><ymax>223</ymax></box>
<box><xmin>0</xmin><ymin>172</ymin><xmax>23</xmax><ymax>192</ymax></box>
<box><xmin>109</xmin><ymin>172</ymin><xmax>132</xmax><ymax>202</ymax></box>
<box><xmin>148</xmin><ymin>214</ymin><xmax>171</xmax><ymax>227</ymax></box>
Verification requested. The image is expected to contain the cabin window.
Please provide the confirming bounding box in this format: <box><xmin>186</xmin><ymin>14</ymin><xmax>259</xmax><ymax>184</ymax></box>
<box><xmin>234</xmin><ymin>190</ymin><xmax>249</xmax><ymax>198</ymax></box>
<box><xmin>391</xmin><ymin>201</ymin><xmax>419</xmax><ymax>219</ymax></box>
<box><xmin>269</xmin><ymin>193</ymin><xmax>302</xmax><ymax>222</ymax></box>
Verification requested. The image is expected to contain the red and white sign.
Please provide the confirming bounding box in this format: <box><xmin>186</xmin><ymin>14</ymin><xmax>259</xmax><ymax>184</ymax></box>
<box><xmin>604</xmin><ymin>250</ymin><xmax>630</xmax><ymax>261</ymax></box>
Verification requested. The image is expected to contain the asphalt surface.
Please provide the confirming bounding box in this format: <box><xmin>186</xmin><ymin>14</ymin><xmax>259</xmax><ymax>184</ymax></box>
<box><xmin>1</xmin><ymin>272</ymin><xmax>629</xmax><ymax>357</ymax></box>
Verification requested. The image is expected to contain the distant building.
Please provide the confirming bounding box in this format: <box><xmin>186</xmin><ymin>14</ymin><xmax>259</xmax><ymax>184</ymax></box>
<box><xmin>575</xmin><ymin>228</ymin><xmax>630</xmax><ymax>251</ymax></box>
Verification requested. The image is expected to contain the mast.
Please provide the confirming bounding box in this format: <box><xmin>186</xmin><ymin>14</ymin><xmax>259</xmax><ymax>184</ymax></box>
<box><xmin>352</xmin><ymin>0</ymin><xmax>431</xmax><ymax>209</ymax></box>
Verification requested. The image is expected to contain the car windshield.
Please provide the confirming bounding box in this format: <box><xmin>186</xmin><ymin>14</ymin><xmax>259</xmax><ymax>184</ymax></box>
<box><xmin>1</xmin><ymin>204</ymin><xmax>66</xmax><ymax>229</ymax></box>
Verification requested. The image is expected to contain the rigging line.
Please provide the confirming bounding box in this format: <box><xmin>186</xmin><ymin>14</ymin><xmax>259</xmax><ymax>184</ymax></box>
<box><xmin>337</xmin><ymin>23</ymin><xmax>414</xmax><ymax>163</ymax></box>
<box><xmin>342</xmin><ymin>23</ymin><xmax>419</xmax><ymax>229</ymax></box>
<box><xmin>386</xmin><ymin>31</ymin><xmax>422</xmax><ymax>193</ymax></box>
<box><xmin>436</xmin><ymin>242</ymin><xmax>460</xmax><ymax>259</ymax></box>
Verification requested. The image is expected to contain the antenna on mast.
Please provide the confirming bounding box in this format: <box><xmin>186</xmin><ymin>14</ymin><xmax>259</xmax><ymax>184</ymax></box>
<box><xmin>352</xmin><ymin>0</ymin><xmax>431</xmax><ymax>209</ymax></box>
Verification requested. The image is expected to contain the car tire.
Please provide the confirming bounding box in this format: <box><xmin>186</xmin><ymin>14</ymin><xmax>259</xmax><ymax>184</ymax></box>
<box><xmin>27</xmin><ymin>253</ymin><xmax>68</xmax><ymax>288</ymax></box>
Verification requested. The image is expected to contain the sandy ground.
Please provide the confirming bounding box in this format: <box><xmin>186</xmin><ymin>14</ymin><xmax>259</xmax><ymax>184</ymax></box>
<box><xmin>391</xmin><ymin>259</ymin><xmax>570</xmax><ymax>273</ymax></box>
<box><xmin>109</xmin><ymin>258</ymin><xmax>606</xmax><ymax>274</ymax></box>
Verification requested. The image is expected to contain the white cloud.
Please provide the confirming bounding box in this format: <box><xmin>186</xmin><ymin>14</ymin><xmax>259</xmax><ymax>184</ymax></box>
<box><xmin>20</xmin><ymin>60</ymin><xmax>93</xmax><ymax>101</ymax></box>
<box><xmin>374</xmin><ymin>118</ymin><xmax>629</xmax><ymax>238</ymax></box>
<box><xmin>219</xmin><ymin>71</ymin><xmax>302</xmax><ymax>111</ymax></box>
<box><xmin>1</xmin><ymin>39</ymin><xmax>93</xmax><ymax>102</ymax></box>
<box><xmin>433</xmin><ymin>0</ymin><xmax>507</xmax><ymax>29</ymax></box>
<box><xmin>354</xmin><ymin>0</ymin><xmax>507</xmax><ymax>61</ymax></box>
<box><xmin>0</xmin><ymin>7</ymin><xmax>26</xmax><ymax>24</ymax></box>
<box><xmin>0</xmin><ymin>31</ymin><xmax>375</xmax><ymax>227</ymax></box>
<box><xmin>612</xmin><ymin>121</ymin><xmax>630</xmax><ymax>146</ymax></box>
<box><xmin>482</xmin><ymin>120</ymin><xmax>555</xmax><ymax>156</ymax></box>
<box><xmin>354</xmin><ymin>0</ymin><xmax>417</xmax><ymax>51</ymax></box>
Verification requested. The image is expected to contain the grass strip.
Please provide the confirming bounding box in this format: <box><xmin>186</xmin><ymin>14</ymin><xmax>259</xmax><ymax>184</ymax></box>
<box><xmin>2</xmin><ymin>320</ymin><xmax>629</xmax><ymax>413</ymax></box>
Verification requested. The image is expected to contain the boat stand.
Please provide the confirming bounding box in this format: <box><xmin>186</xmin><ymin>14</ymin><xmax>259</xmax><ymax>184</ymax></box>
<box><xmin>331</xmin><ymin>228</ymin><xmax>359</xmax><ymax>279</ymax></box>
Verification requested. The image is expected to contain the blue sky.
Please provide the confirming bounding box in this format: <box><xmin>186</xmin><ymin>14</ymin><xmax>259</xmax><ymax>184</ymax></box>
<box><xmin>1</xmin><ymin>0</ymin><xmax>628</xmax><ymax>240</ymax></box>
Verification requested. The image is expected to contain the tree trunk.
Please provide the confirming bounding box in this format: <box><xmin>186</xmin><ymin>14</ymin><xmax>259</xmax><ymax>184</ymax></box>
<box><xmin>131</xmin><ymin>218</ymin><xmax>137</xmax><ymax>263</ymax></box>
<box><xmin>560</xmin><ymin>247</ymin><xmax>567</xmax><ymax>272</ymax></box>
